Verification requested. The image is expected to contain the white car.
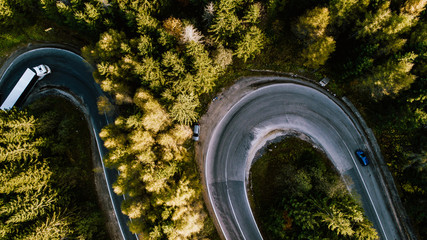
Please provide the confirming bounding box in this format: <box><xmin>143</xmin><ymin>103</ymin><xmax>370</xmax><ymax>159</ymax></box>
<box><xmin>192</xmin><ymin>123</ymin><xmax>200</xmax><ymax>141</ymax></box>
<box><xmin>319</xmin><ymin>77</ymin><xmax>330</xmax><ymax>87</ymax></box>
<box><xmin>33</xmin><ymin>64</ymin><xmax>51</xmax><ymax>79</ymax></box>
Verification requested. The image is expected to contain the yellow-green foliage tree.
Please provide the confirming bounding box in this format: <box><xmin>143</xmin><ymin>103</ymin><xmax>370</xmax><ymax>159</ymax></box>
<box><xmin>328</xmin><ymin>0</ymin><xmax>369</xmax><ymax>28</ymax></box>
<box><xmin>97</xmin><ymin>96</ymin><xmax>114</xmax><ymax>115</ymax></box>
<box><xmin>235</xmin><ymin>26</ymin><xmax>265</xmax><ymax>62</ymax></box>
<box><xmin>294</xmin><ymin>6</ymin><xmax>336</xmax><ymax>69</ymax></box>
<box><xmin>100</xmin><ymin>89</ymin><xmax>209</xmax><ymax>239</ymax></box>
<box><xmin>0</xmin><ymin>0</ymin><xmax>40</xmax><ymax>26</ymax></box>
<box><xmin>209</xmin><ymin>0</ymin><xmax>266</xmax><ymax>62</ymax></box>
<box><xmin>356</xmin><ymin>0</ymin><xmax>426</xmax><ymax>42</ymax></box>
<box><xmin>39</xmin><ymin>0</ymin><xmax>109</xmax><ymax>32</ymax></box>
<box><xmin>0</xmin><ymin>98</ymin><xmax>111</xmax><ymax>239</ymax></box>
<box><xmin>209</xmin><ymin>0</ymin><xmax>243</xmax><ymax>45</ymax></box>
<box><xmin>301</xmin><ymin>36</ymin><xmax>336</xmax><ymax>69</ymax></box>
<box><xmin>0</xmin><ymin>109</ymin><xmax>70</xmax><ymax>239</ymax></box>
<box><xmin>294</xmin><ymin>7</ymin><xmax>330</xmax><ymax>40</ymax></box>
<box><xmin>409</xmin><ymin>16</ymin><xmax>427</xmax><ymax>75</ymax></box>
<box><xmin>360</xmin><ymin>52</ymin><xmax>418</xmax><ymax>98</ymax></box>
<box><xmin>85</xmin><ymin>11</ymin><xmax>224</xmax><ymax>123</ymax></box>
<box><xmin>351</xmin><ymin>0</ymin><xmax>424</xmax><ymax>99</ymax></box>
<box><xmin>335</xmin><ymin>0</ymin><xmax>426</xmax><ymax>99</ymax></box>
<box><xmin>170</xmin><ymin>93</ymin><xmax>199</xmax><ymax>125</ymax></box>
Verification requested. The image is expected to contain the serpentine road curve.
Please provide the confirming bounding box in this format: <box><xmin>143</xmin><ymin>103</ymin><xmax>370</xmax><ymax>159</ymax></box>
<box><xmin>1</xmin><ymin>48</ymin><xmax>409</xmax><ymax>240</ymax></box>
<box><xmin>0</xmin><ymin>47</ymin><xmax>136</xmax><ymax>240</ymax></box>
<box><xmin>202</xmin><ymin>77</ymin><xmax>404</xmax><ymax>240</ymax></box>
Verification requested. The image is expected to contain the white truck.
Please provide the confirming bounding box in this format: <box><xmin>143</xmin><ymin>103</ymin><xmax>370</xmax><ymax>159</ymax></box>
<box><xmin>1</xmin><ymin>65</ymin><xmax>51</xmax><ymax>110</ymax></box>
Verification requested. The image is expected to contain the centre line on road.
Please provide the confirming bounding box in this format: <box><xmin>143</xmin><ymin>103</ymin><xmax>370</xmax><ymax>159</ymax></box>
<box><xmin>224</xmin><ymin>133</ymin><xmax>247</xmax><ymax>240</ymax></box>
<box><xmin>344</xmin><ymin>142</ymin><xmax>388</xmax><ymax>240</ymax></box>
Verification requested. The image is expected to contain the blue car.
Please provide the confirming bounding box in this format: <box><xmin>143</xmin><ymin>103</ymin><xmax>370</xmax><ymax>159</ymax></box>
<box><xmin>355</xmin><ymin>149</ymin><xmax>369</xmax><ymax>166</ymax></box>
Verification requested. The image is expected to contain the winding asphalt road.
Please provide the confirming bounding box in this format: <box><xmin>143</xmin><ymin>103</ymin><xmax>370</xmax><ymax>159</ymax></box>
<box><xmin>204</xmin><ymin>77</ymin><xmax>403</xmax><ymax>240</ymax></box>
<box><xmin>0</xmin><ymin>47</ymin><xmax>136</xmax><ymax>240</ymax></box>
<box><xmin>1</xmin><ymin>48</ymin><xmax>408</xmax><ymax>240</ymax></box>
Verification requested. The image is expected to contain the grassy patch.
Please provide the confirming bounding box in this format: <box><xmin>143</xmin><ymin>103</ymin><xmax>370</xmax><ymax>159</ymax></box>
<box><xmin>0</xmin><ymin>19</ymin><xmax>89</xmax><ymax>63</ymax></box>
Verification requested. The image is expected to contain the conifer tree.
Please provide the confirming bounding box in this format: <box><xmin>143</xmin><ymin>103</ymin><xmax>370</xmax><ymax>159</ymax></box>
<box><xmin>301</xmin><ymin>36</ymin><xmax>336</xmax><ymax>69</ymax></box>
<box><xmin>0</xmin><ymin>109</ymin><xmax>68</xmax><ymax>239</ymax></box>
<box><xmin>294</xmin><ymin>7</ymin><xmax>330</xmax><ymax>41</ymax></box>
<box><xmin>294</xmin><ymin>7</ymin><xmax>336</xmax><ymax>69</ymax></box>
<box><xmin>170</xmin><ymin>93</ymin><xmax>199</xmax><ymax>125</ymax></box>
<box><xmin>329</xmin><ymin>0</ymin><xmax>369</xmax><ymax>28</ymax></box>
<box><xmin>235</xmin><ymin>26</ymin><xmax>265</xmax><ymax>62</ymax></box>
<box><xmin>209</xmin><ymin>0</ymin><xmax>242</xmax><ymax>45</ymax></box>
<box><xmin>360</xmin><ymin>52</ymin><xmax>417</xmax><ymax>99</ymax></box>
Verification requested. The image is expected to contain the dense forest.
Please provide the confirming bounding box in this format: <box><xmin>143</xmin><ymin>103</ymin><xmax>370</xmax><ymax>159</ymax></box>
<box><xmin>0</xmin><ymin>97</ymin><xmax>108</xmax><ymax>239</ymax></box>
<box><xmin>250</xmin><ymin>137</ymin><xmax>378</xmax><ymax>239</ymax></box>
<box><xmin>0</xmin><ymin>0</ymin><xmax>426</xmax><ymax>239</ymax></box>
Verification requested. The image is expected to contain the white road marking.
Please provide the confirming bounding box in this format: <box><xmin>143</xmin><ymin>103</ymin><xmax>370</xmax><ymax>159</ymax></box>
<box><xmin>205</xmin><ymin>80</ymin><xmax>396</xmax><ymax>240</ymax></box>
<box><xmin>224</xmin><ymin>135</ymin><xmax>247</xmax><ymax>240</ymax></box>
<box><xmin>205</xmin><ymin>139</ymin><xmax>229</xmax><ymax>239</ymax></box>
<box><xmin>344</xmin><ymin>143</ymin><xmax>389</xmax><ymax>240</ymax></box>
<box><xmin>93</xmin><ymin>127</ymin><xmax>127</xmax><ymax>240</ymax></box>
<box><xmin>104</xmin><ymin>111</ymin><xmax>109</xmax><ymax>125</ymax></box>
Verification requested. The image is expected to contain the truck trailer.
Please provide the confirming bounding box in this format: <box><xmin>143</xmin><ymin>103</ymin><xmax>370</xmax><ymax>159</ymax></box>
<box><xmin>1</xmin><ymin>65</ymin><xmax>51</xmax><ymax>110</ymax></box>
